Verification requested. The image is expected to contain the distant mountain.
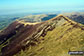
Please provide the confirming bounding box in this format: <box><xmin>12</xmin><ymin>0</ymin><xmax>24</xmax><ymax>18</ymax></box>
<box><xmin>0</xmin><ymin>14</ymin><xmax>57</xmax><ymax>30</ymax></box>
<box><xmin>62</xmin><ymin>12</ymin><xmax>84</xmax><ymax>24</ymax></box>
<box><xmin>0</xmin><ymin>15</ymin><xmax>84</xmax><ymax>56</ymax></box>
<box><xmin>18</xmin><ymin>14</ymin><xmax>57</xmax><ymax>22</ymax></box>
<box><xmin>41</xmin><ymin>14</ymin><xmax>57</xmax><ymax>21</ymax></box>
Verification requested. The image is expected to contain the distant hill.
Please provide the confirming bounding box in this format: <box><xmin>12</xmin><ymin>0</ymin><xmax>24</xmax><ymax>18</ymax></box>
<box><xmin>18</xmin><ymin>14</ymin><xmax>57</xmax><ymax>22</ymax></box>
<box><xmin>0</xmin><ymin>16</ymin><xmax>19</xmax><ymax>30</ymax></box>
<box><xmin>0</xmin><ymin>14</ymin><xmax>57</xmax><ymax>30</ymax></box>
<box><xmin>0</xmin><ymin>15</ymin><xmax>84</xmax><ymax>56</ymax></box>
<box><xmin>62</xmin><ymin>12</ymin><xmax>84</xmax><ymax>24</ymax></box>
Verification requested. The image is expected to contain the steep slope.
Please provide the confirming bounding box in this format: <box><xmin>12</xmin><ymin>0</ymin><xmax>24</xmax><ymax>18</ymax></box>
<box><xmin>0</xmin><ymin>15</ymin><xmax>84</xmax><ymax>56</ymax></box>
<box><xmin>15</xmin><ymin>15</ymin><xmax>84</xmax><ymax>56</ymax></box>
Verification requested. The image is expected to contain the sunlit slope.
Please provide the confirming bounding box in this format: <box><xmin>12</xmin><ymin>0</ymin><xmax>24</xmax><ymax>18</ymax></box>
<box><xmin>15</xmin><ymin>15</ymin><xmax>84</xmax><ymax>56</ymax></box>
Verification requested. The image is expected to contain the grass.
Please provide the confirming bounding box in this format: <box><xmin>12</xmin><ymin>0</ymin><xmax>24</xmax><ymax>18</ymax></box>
<box><xmin>14</xmin><ymin>20</ymin><xmax>84</xmax><ymax>56</ymax></box>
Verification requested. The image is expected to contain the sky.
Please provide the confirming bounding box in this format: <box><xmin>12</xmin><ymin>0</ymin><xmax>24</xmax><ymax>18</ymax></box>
<box><xmin>0</xmin><ymin>0</ymin><xmax>84</xmax><ymax>15</ymax></box>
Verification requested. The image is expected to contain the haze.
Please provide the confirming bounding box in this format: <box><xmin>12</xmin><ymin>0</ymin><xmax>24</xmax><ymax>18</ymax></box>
<box><xmin>0</xmin><ymin>0</ymin><xmax>84</xmax><ymax>15</ymax></box>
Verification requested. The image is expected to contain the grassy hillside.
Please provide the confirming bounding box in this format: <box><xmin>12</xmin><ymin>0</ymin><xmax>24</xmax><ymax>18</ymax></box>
<box><xmin>0</xmin><ymin>14</ymin><xmax>84</xmax><ymax>56</ymax></box>
<box><xmin>14</xmin><ymin>15</ymin><xmax>84</xmax><ymax>56</ymax></box>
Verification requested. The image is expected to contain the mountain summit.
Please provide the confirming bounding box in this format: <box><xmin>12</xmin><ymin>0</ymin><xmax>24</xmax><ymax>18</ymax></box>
<box><xmin>0</xmin><ymin>15</ymin><xmax>84</xmax><ymax>56</ymax></box>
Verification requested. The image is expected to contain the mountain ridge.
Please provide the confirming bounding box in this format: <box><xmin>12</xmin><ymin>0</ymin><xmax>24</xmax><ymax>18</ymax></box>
<box><xmin>0</xmin><ymin>15</ymin><xmax>84</xmax><ymax>56</ymax></box>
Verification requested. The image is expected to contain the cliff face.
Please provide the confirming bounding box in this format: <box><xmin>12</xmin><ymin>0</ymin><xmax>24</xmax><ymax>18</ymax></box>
<box><xmin>0</xmin><ymin>15</ymin><xmax>84</xmax><ymax>56</ymax></box>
